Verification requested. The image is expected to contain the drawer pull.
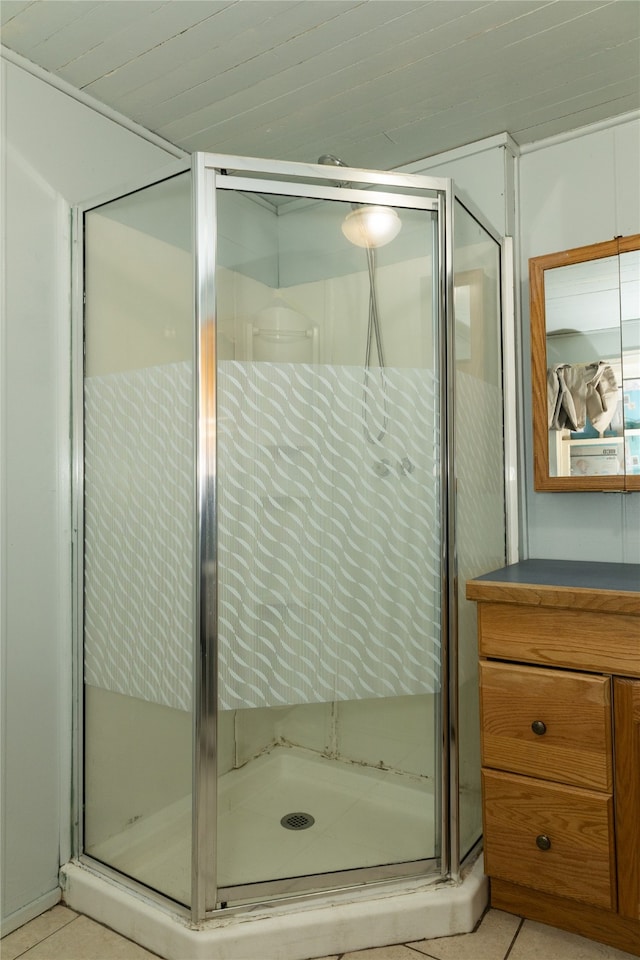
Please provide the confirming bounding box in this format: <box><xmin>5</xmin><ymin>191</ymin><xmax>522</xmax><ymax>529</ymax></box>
<box><xmin>531</xmin><ymin>720</ymin><xmax>547</xmax><ymax>735</ymax></box>
<box><xmin>535</xmin><ymin>834</ymin><xmax>552</xmax><ymax>851</ymax></box>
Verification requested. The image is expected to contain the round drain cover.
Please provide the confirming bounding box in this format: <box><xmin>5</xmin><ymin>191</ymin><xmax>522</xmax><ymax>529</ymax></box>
<box><xmin>280</xmin><ymin>812</ymin><xmax>315</xmax><ymax>830</ymax></box>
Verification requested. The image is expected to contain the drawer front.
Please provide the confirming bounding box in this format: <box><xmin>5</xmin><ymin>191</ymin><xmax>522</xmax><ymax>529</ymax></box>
<box><xmin>478</xmin><ymin>603</ymin><xmax>640</xmax><ymax>677</ymax></box>
<box><xmin>482</xmin><ymin>769</ymin><xmax>616</xmax><ymax>911</ymax></box>
<box><xmin>480</xmin><ymin>661</ymin><xmax>612</xmax><ymax>790</ymax></box>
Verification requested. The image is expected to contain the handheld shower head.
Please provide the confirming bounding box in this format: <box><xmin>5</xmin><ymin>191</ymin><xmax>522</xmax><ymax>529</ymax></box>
<box><xmin>318</xmin><ymin>154</ymin><xmax>349</xmax><ymax>189</ymax></box>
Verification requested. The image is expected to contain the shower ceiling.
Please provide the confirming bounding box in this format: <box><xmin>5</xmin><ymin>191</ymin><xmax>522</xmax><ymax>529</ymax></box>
<box><xmin>1</xmin><ymin>0</ymin><xmax>639</xmax><ymax>168</ymax></box>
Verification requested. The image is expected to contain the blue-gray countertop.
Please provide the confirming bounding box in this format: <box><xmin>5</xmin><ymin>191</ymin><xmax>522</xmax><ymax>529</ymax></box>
<box><xmin>467</xmin><ymin>559</ymin><xmax>640</xmax><ymax>614</ymax></box>
<box><xmin>473</xmin><ymin>559</ymin><xmax>640</xmax><ymax>594</ymax></box>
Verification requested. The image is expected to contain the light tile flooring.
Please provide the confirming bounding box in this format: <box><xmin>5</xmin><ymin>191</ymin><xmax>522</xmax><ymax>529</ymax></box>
<box><xmin>2</xmin><ymin>904</ymin><xmax>637</xmax><ymax>960</ymax></box>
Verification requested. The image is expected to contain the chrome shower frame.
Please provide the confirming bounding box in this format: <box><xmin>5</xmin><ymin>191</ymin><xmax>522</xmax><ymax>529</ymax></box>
<box><xmin>196</xmin><ymin>154</ymin><xmax>450</xmax><ymax>917</ymax></box>
<box><xmin>70</xmin><ymin>152</ymin><xmax>516</xmax><ymax>925</ymax></box>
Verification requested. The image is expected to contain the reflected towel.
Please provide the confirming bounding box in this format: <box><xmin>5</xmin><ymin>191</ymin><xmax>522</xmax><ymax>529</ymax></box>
<box><xmin>548</xmin><ymin>363</ymin><xmax>577</xmax><ymax>430</ymax></box>
<box><xmin>548</xmin><ymin>362</ymin><xmax>618</xmax><ymax>433</ymax></box>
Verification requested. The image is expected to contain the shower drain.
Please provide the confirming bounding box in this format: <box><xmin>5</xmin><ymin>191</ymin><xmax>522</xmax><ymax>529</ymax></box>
<box><xmin>280</xmin><ymin>812</ymin><xmax>315</xmax><ymax>831</ymax></box>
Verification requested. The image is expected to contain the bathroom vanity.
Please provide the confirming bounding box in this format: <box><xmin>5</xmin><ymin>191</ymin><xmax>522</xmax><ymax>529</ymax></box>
<box><xmin>467</xmin><ymin>559</ymin><xmax>640</xmax><ymax>956</ymax></box>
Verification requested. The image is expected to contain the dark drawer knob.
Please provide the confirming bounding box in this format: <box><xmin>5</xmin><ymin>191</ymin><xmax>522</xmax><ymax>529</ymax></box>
<box><xmin>531</xmin><ymin>720</ymin><xmax>547</xmax><ymax>736</ymax></box>
<box><xmin>536</xmin><ymin>834</ymin><xmax>552</xmax><ymax>851</ymax></box>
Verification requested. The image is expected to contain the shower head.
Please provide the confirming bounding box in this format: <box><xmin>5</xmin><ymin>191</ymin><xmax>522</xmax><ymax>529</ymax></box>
<box><xmin>318</xmin><ymin>154</ymin><xmax>349</xmax><ymax>189</ymax></box>
<box><xmin>317</xmin><ymin>154</ymin><xmax>348</xmax><ymax>167</ymax></box>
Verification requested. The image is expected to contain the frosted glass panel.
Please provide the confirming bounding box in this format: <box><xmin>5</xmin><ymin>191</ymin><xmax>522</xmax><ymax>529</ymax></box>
<box><xmin>454</xmin><ymin>201</ymin><xmax>506</xmax><ymax>859</ymax></box>
<box><xmin>217</xmin><ymin>361</ymin><xmax>440</xmax><ymax>709</ymax></box>
<box><xmin>84</xmin><ymin>362</ymin><xmax>193</xmax><ymax>710</ymax></box>
<box><xmin>82</xmin><ymin>173</ymin><xmax>194</xmax><ymax>906</ymax></box>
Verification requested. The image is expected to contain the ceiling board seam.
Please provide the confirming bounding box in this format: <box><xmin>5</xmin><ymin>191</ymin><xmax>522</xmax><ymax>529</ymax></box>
<box><xmin>3</xmin><ymin>0</ymin><xmax>102</xmax><ymax>53</ymax></box>
<box><xmin>519</xmin><ymin>91</ymin><xmax>640</xmax><ymax>133</ymax></box>
<box><xmin>77</xmin><ymin>0</ymin><xmax>372</xmax><ymax>99</ymax></box>
<box><xmin>31</xmin><ymin>2</ymin><xmax>149</xmax><ymax>54</ymax></box>
<box><xmin>518</xmin><ymin>108</ymin><xmax>640</xmax><ymax>153</ymax></box>
<box><xmin>502</xmin><ymin>0</ymin><xmax>620</xmax><ymax>49</ymax></box>
<box><xmin>0</xmin><ymin>1</ymin><xmax>36</xmax><ymax>29</ymax></box>
<box><xmin>73</xmin><ymin>5</ymin><xmax>237</xmax><ymax>89</ymax></box>
<box><xmin>516</xmin><ymin>100</ymin><xmax>640</xmax><ymax>146</ymax></box>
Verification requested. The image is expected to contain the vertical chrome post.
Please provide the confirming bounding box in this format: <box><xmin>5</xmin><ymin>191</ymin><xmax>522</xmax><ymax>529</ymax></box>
<box><xmin>192</xmin><ymin>154</ymin><xmax>219</xmax><ymax>920</ymax></box>
<box><xmin>70</xmin><ymin>205</ymin><xmax>85</xmax><ymax>861</ymax></box>
<box><xmin>438</xmin><ymin>185</ymin><xmax>460</xmax><ymax>883</ymax></box>
<box><xmin>430</xmin><ymin>212</ymin><xmax>443</xmax><ymax>866</ymax></box>
<box><xmin>501</xmin><ymin>236</ymin><xmax>521</xmax><ymax>563</ymax></box>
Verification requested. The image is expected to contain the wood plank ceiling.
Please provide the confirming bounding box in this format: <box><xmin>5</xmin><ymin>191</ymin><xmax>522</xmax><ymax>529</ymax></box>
<box><xmin>1</xmin><ymin>0</ymin><xmax>639</xmax><ymax>169</ymax></box>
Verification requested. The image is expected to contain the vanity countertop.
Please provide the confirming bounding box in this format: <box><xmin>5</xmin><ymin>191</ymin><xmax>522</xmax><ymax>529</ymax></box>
<box><xmin>466</xmin><ymin>558</ymin><xmax>640</xmax><ymax>615</ymax></box>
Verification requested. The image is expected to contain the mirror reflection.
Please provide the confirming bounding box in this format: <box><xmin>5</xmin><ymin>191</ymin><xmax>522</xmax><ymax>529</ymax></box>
<box><xmin>530</xmin><ymin>235</ymin><xmax>640</xmax><ymax>491</ymax></box>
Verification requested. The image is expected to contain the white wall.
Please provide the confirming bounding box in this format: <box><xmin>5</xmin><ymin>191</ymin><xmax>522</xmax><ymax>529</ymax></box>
<box><xmin>519</xmin><ymin>114</ymin><xmax>640</xmax><ymax>563</ymax></box>
<box><xmin>0</xmin><ymin>56</ymin><xmax>183</xmax><ymax>934</ymax></box>
<box><xmin>403</xmin><ymin>133</ymin><xmax>517</xmax><ymax>240</ymax></box>
<box><xmin>402</xmin><ymin>117</ymin><xmax>640</xmax><ymax>562</ymax></box>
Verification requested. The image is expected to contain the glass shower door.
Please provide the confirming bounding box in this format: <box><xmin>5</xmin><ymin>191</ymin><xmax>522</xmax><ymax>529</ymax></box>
<box><xmin>210</xmin><ymin>180</ymin><xmax>444</xmax><ymax>898</ymax></box>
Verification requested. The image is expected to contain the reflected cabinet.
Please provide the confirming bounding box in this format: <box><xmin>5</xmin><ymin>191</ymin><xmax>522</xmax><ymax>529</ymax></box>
<box><xmin>530</xmin><ymin>234</ymin><xmax>640</xmax><ymax>491</ymax></box>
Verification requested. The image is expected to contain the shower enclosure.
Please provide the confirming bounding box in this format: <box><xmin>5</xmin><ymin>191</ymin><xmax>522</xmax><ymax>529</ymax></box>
<box><xmin>74</xmin><ymin>154</ymin><xmax>510</xmax><ymax>923</ymax></box>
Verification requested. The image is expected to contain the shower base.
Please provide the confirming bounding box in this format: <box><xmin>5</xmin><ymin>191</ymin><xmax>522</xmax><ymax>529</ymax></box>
<box><xmin>62</xmin><ymin>852</ymin><xmax>487</xmax><ymax>960</ymax></box>
<box><xmin>88</xmin><ymin>745</ymin><xmax>437</xmax><ymax>903</ymax></box>
<box><xmin>69</xmin><ymin>746</ymin><xmax>485</xmax><ymax>959</ymax></box>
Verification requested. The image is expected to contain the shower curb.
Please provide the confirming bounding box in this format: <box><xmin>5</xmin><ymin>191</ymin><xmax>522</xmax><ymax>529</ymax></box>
<box><xmin>60</xmin><ymin>856</ymin><xmax>488</xmax><ymax>960</ymax></box>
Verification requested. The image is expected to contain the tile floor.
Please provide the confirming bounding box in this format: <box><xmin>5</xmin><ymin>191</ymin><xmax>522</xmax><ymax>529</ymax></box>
<box><xmin>2</xmin><ymin>904</ymin><xmax>637</xmax><ymax>960</ymax></box>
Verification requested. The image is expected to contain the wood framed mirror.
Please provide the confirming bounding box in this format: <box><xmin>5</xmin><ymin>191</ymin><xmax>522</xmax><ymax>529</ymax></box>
<box><xmin>530</xmin><ymin>233</ymin><xmax>640</xmax><ymax>492</ymax></box>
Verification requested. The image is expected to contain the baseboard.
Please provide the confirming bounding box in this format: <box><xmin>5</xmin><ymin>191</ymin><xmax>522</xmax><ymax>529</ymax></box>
<box><xmin>1</xmin><ymin>887</ymin><xmax>62</xmax><ymax>937</ymax></box>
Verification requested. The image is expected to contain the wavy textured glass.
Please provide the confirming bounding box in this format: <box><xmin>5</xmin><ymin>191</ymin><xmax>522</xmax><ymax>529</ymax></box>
<box><xmin>84</xmin><ymin>361</ymin><xmax>194</xmax><ymax>711</ymax></box>
<box><xmin>217</xmin><ymin>360</ymin><xmax>441</xmax><ymax>709</ymax></box>
<box><xmin>84</xmin><ymin>358</ymin><xmax>440</xmax><ymax>711</ymax></box>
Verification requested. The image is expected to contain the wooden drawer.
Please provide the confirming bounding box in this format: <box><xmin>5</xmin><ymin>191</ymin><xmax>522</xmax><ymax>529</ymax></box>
<box><xmin>482</xmin><ymin>769</ymin><xmax>616</xmax><ymax>911</ymax></box>
<box><xmin>478</xmin><ymin>603</ymin><xmax>640</xmax><ymax>677</ymax></box>
<box><xmin>480</xmin><ymin>661</ymin><xmax>612</xmax><ymax>790</ymax></box>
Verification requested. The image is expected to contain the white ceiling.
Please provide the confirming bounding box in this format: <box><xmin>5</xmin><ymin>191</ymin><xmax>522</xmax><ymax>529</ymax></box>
<box><xmin>2</xmin><ymin>0</ymin><xmax>639</xmax><ymax>170</ymax></box>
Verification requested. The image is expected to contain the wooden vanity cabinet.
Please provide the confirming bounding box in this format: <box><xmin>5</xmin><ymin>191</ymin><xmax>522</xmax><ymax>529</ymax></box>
<box><xmin>614</xmin><ymin>677</ymin><xmax>640</xmax><ymax>923</ymax></box>
<box><xmin>467</xmin><ymin>560</ymin><xmax>640</xmax><ymax>957</ymax></box>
